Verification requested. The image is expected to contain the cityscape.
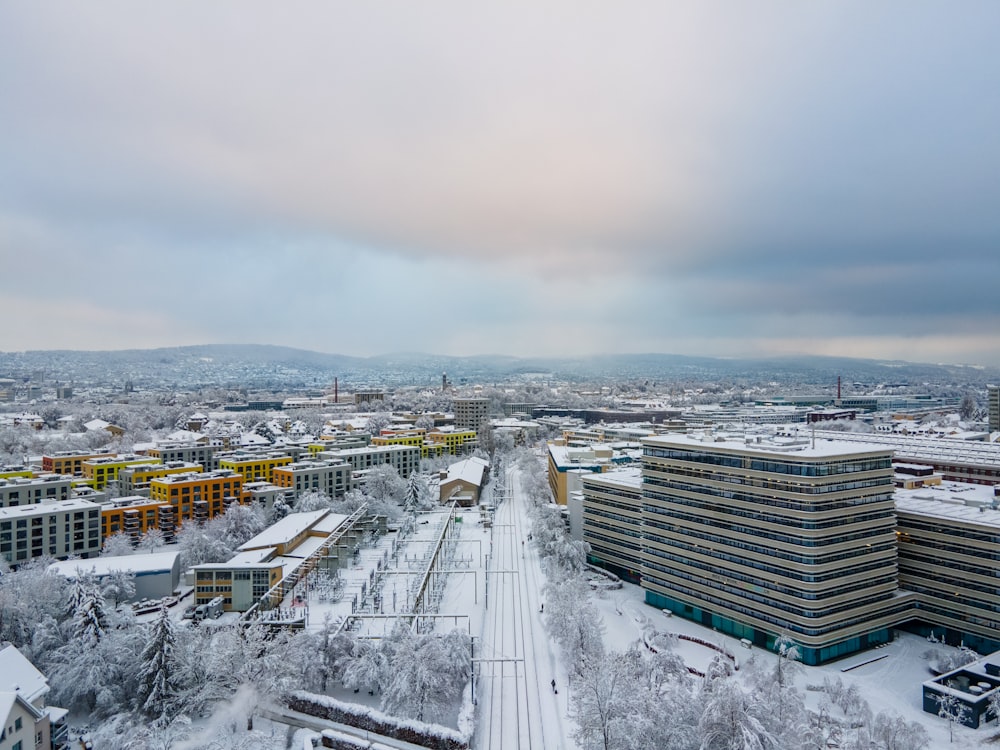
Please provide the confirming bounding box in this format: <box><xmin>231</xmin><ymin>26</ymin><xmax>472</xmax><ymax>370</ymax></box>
<box><xmin>1</xmin><ymin>353</ymin><xmax>1000</xmax><ymax>748</ymax></box>
<box><xmin>3</xmin><ymin>2</ymin><xmax>1000</xmax><ymax>749</ymax></box>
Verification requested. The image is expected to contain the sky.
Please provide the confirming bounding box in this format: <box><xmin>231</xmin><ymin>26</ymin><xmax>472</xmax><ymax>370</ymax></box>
<box><xmin>1</xmin><ymin>2</ymin><xmax>999</xmax><ymax>366</ymax></box>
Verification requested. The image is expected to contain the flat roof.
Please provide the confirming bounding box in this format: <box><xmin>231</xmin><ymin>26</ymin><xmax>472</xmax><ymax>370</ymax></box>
<box><xmin>583</xmin><ymin>467</ymin><xmax>642</xmax><ymax>490</ymax></box>
<box><xmin>0</xmin><ymin>498</ymin><xmax>100</xmax><ymax>519</ymax></box>
<box><xmin>238</xmin><ymin>509</ymin><xmax>334</xmax><ymax>550</ymax></box>
<box><xmin>643</xmin><ymin>433</ymin><xmax>893</xmax><ymax>460</ymax></box>
<box><xmin>896</xmin><ymin>481</ymin><xmax>1000</xmax><ymax>526</ymax></box>
<box><xmin>49</xmin><ymin>551</ymin><xmax>179</xmax><ymax>578</ymax></box>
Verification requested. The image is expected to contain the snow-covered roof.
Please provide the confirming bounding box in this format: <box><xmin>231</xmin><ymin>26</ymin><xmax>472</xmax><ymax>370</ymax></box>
<box><xmin>645</xmin><ymin>432</ymin><xmax>894</xmax><ymax>459</ymax></box>
<box><xmin>48</xmin><ymin>551</ymin><xmax>179</xmax><ymax>579</ymax></box>
<box><xmin>221</xmin><ymin>548</ymin><xmax>280</xmax><ymax>566</ymax></box>
<box><xmin>895</xmin><ymin>481</ymin><xmax>1000</xmax><ymax>525</ymax></box>
<box><xmin>311</xmin><ymin>512</ymin><xmax>350</xmax><ymax>535</ymax></box>
<box><xmin>0</xmin><ymin>498</ymin><xmax>99</xmax><ymax>520</ymax></box>
<box><xmin>238</xmin><ymin>509</ymin><xmax>332</xmax><ymax>550</ymax></box>
<box><xmin>445</xmin><ymin>457</ymin><xmax>489</xmax><ymax>488</ymax></box>
<box><xmin>0</xmin><ymin>643</ymin><xmax>49</xmax><ymax>704</ymax></box>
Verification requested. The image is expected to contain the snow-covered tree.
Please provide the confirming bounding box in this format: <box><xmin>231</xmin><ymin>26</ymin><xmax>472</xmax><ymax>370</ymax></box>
<box><xmin>363</xmin><ymin>463</ymin><xmax>406</xmax><ymax>505</ymax></box>
<box><xmin>381</xmin><ymin>628</ymin><xmax>471</xmax><ymax>722</ymax></box>
<box><xmin>73</xmin><ymin>582</ymin><xmax>110</xmax><ymax>645</ymax></box>
<box><xmin>136</xmin><ymin>528</ymin><xmax>166</xmax><ymax>552</ymax></box>
<box><xmin>698</xmin><ymin>679</ymin><xmax>775</xmax><ymax>750</ymax></box>
<box><xmin>935</xmin><ymin>693</ymin><xmax>970</xmax><ymax>743</ymax></box>
<box><xmin>136</xmin><ymin>605</ymin><xmax>178</xmax><ymax>718</ymax></box>
<box><xmin>0</xmin><ymin>559</ymin><xmax>68</xmax><ymax>650</ymax></box>
<box><xmin>176</xmin><ymin>523</ymin><xmax>232</xmax><ymax>569</ymax></box>
<box><xmin>365</xmin><ymin>412</ymin><xmax>392</xmax><ymax>436</ymax></box>
<box><xmin>403</xmin><ymin>472</ymin><xmax>427</xmax><ymax>512</ymax></box>
<box><xmin>543</xmin><ymin>576</ymin><xmax>604</xmax><ymax>674</ymax></box>
<box><xmin>217</xmin><ymin>502</ymin><xmax>266</xmax><ymax>550</ymax></box>
<box><xmin>295</xmin><ymin>489</ymin><xmax>333</xmax><ymax>513</ymax></box>
<box><xmin>341</xmin><ymin>638</ymin><xmax>389</xmax><ymax>696</ymax></box>
<box><xmin>101</xmin><ymin>568</ymin><xmax>136</xmax><ymax>608</ymax></box>
<box><xmin>102</xmin><ymin>531</ymin><xmax>135</xmax><ymax>557</ymax></box>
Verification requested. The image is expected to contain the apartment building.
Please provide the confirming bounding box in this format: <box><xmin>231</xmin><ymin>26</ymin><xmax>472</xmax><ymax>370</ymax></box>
<box><xmin>272</xmin><ymin>459</ymin><xmax>353</xmax><ymax>501</ymax></box>
<box><xmin>319</xmin><ymin>445</ymin><xmax>420</xmax><ymax>479</ymax></box>
<box><xmin>148</xmin><ymin>470</ymin><xmax>245</xmax><ymax>527</ymax></box>
<box><xmin>0</xmin><ymin>498</ymin><xmax>102</xmax><ymax>565</ymax></box>
<box><xmin>147</xmin><ymin>441</ymin><xmax>220</xmax><ymax>472</ymax></box>
<box><xmin>100</xmin><ymin>496</ymin><xmax>177</xmax><ymax>542</ymax></box>
<box><xmin>0</xmin><ymin>644</ymin><xmax>67</xmax><ymax>750</ymax></box>
<box><xmin>0</xmin><ymin>475</ymin><xmax>72</xmax><ymax>508</ymax></box>
<box><xmin>453</xmin><ymin>397</ymin><xmax>490</xmax><ymax>431</ymax></box>
<box><xmin>640</xmin><ymin>434</ymin><xmax>906</xmax><ymax>665</ymax></box>
<box><xmin>217</xmin><ymin>452</ymin><xmax>293</xmax><ymax>483</ymax></box>
<box><xmin>81</xmin><ymin>455</ymin><xmax>158</xmax><ymax>491</ymax></box>
<box><xmin>117</xmin><ymin>461</ymin><xmax>203</xmax><ymax>496</ymax></box>
<box><xmin>41</xmin><ymin>450</ymin><xmax>115</xmax><ymax>476</ymax></box>
<box><xmin>426</xmin><ymin>427</ymin><xmax>477</xmax><ymax>456</ymax></box>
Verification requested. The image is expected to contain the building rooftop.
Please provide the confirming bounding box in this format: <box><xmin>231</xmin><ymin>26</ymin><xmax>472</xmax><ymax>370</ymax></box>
<box><xmin>0</xmin><ymin>498</ymin><xmax>99</xmax><ymax>519</ymax></box>
<box><xmin>0</xmin><ymin>643</ymin><xmax>49</xmax><ymax>704</ymax></box>
<box><xmin>48</xmin><ymin>551</ymin><xmax>180</xmax><ymax>578</ymax></box>
<box><xmin>644</xmin><ymin>432</ymin><xmax>894</xmax><ymax>459</ymax></box>
<box><xmin>239</xmin><ymin>509</ymin><xmax>347</xmax><ymax>551</ymax></box>
<box><xmin>896</xmin><ymin>481</ymin><xmax>1000</xmax><ymax>525</ymax></box>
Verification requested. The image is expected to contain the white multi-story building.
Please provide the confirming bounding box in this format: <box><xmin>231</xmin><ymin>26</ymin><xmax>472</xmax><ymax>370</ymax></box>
<box><xmin>0</xmin><ymin>498</ymin><xmax>102</xmax><ymax>565</ymax></box>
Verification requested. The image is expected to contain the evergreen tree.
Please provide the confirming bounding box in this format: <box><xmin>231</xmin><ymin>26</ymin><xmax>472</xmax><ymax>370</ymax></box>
<box><xmin>136</xmin><ymin>605</ymin><xmax>178</xmax><ymax>718</ymax></box>
<box><xmin>73</xmin><ymin>582</ymin><xmax>110</xmax><ymax>645</ymax></box>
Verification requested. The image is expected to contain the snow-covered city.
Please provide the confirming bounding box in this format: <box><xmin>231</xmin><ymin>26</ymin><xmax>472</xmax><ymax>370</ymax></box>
<box><xmin>2</xmin><ymin>362</ymin><xmax>1000</xmax><ymax>749</ymax></box>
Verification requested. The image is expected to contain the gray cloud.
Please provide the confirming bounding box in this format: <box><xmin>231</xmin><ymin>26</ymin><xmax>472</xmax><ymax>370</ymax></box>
<box><xmin>1</xmin><ymin>2</ymin><xmax>998</xmax><ymax>363</ymax></box>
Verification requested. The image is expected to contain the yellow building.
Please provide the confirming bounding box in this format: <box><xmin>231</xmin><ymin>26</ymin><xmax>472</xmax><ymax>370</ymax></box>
<box><xmin>118</xmin><ymin>461</ymin><xmax>203</xmax><ymax>495</ymax></box>
<box><xmin>148</xmin><ymin>470</ymin><xmax>245</xmax><ymax>527</ymax></box>
<box><xmin>82</xmin><ymin>455</ymin><xmax>160</xmax><ymax>490</ymax></box>
<box><xmin>426</xmin><ymin>428</ymin><xmax>477</xmax><ymax>456</ymax></box>
<box><xmin>218</xmin><ymin>452</ymin><xmax>293</xmax><ymax>483</ymax></box>
<box><xmin>0</xmin><ymin>468</ymin><xmax>33</xmax><ymax>480</ymax></box>
<box><xmin>372</xmin><ymin>428</ymin><xmax>447</xmax><ymax>458</ymax></box>
<box><xmin>547</xmin><ymin>443</ymin><xmax>630</xmax><ymax>506</ymax></box>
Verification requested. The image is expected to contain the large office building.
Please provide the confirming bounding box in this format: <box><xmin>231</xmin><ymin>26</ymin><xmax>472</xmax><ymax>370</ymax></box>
<box><xmin>580</xmin><ymin>469</ymin><xmax>643</xmax><ymax>583</ymax></box>
<box><xmin>453</xmin><ymin>397</ymin><xmax>490</xmax><ymax>432</ymax></box>
<box><xmin>639</xmin><ymin>434</ymin><xmax>906</xmax><ymax>665</ymax></box>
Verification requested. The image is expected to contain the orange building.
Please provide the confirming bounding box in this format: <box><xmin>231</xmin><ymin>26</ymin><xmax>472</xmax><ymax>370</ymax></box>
<box><xmin>101</xmin><ymin>497</ymin><xmax>177</xmax><ymax>542</ymax></box>
<box><xmin>148</xmin><ymin>470</ymin><xmax>245</xmax><ymax>527</ymax></box>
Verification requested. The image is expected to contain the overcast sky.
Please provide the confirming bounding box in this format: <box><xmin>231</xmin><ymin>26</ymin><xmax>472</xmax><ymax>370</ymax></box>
<box><xmin>2</xmin><ymin>2</ymin><xmax>998</xmax><ymax>365</ymax></box>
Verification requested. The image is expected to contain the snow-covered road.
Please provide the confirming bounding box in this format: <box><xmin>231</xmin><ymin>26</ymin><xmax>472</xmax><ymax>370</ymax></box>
<box><xmin>475</xmin><ymin>466</ymin><xmax>574</xmax><ymax>750</ymax></box>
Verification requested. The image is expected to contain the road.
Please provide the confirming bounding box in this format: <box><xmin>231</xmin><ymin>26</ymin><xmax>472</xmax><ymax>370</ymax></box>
<box><xmin>475</xmin><ymin>465</ymin><xmax>573</xmax><ymax>750</ymax></box>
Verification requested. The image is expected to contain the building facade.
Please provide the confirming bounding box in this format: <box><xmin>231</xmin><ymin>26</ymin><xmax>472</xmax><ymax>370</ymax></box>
<box><xmin>0</xmin><ymin>475</ymin><xmax>73</xmax><ymax>508</ymax></box>
<box><xmin>453</xmin><ymin>397</ymin><xmax>490</xmax><ymax>431</ymax></box>
<box><xmin>640</xmin><ymin>434</ymin><xmax>906</xmax><ymax>665</ymax></box>
<box><xmin>0</xmin><ymin>498</ymin><xmax>102</xmax><ymax>565</ymax></box>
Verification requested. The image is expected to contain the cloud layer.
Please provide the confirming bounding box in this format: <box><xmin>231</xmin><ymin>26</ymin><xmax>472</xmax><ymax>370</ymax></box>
<box><xmin>1</xmin><ymin>2</ymin><xmax>998</xmax><ymax>364</ymax></box>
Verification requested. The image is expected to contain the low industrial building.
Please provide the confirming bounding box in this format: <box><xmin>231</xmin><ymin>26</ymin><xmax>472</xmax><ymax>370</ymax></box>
<box><xmin>439</xmin><ymin>457</ymin><xmax>489</xmax><ymax>506</ymax></box>
<box><xmin>48</xmin><ymin>551</ymin><xmax>181</xmax><ymax>601</ymax></box>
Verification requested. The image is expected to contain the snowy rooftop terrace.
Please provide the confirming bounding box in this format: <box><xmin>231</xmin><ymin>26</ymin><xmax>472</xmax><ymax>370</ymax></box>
<box><xmin>896</xmin><ymin>480</ymin><xmax>1000</xmax><ymax>525</ymax></box>
<box><xmin>0</xmin><ymin>497</ymin><xmax>99</xmax><ymax>519</ymax></box>
<box><xmin>644</xmin><ymin>431</ymin><xmax>894</xmax><ymax>459</ymax></box>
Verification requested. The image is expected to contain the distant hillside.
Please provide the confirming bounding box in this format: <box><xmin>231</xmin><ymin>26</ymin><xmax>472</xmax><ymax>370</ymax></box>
<box><xmin>0</xmin><ymin>345</ymin><xmax>996</xmax><ymax>391</ymax></box>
